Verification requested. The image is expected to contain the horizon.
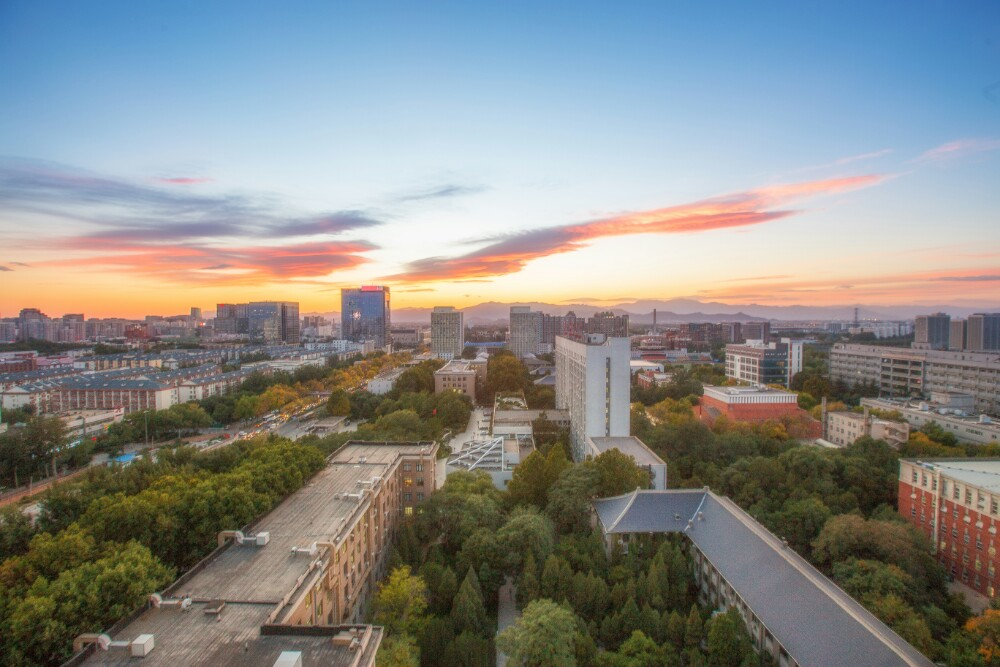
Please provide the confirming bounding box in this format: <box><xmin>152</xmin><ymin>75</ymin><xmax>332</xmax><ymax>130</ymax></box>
<box><xmin>2</xmin><ymin>3</ymin><xmax>999</xmax><ymax>318</ymax></box>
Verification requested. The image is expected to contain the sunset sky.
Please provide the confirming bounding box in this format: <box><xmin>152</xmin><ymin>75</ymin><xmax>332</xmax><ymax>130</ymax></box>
<box><xmin>1</xmin><ymin>2</ymin><xmax>999</xmax><ymax>318</ymax></box>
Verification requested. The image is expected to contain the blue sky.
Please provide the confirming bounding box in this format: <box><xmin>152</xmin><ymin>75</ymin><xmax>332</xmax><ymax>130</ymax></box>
<box><xmin>1</xmin><ymin>1</ymin><xmax>998</xmax><ymax>316</ymax></box>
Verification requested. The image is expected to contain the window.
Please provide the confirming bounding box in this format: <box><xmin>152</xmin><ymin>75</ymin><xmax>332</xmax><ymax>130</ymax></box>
<box><xmin>978</xmin><ymin>536</ymin><xmax>984</xmax><ymax>550</ymax></box>
<box><xmin>912</xmin><ymin>470</ymin><xmax>918</xmax><ymax>483</ymax></box>
<box><xmin>994</xmin><ymin>499</ymin><xmax>999</xmax><ymax>515</ymax></box>
<box><xmin>416</xmin><ymin>492</ymin><xmax>424</xmax><ymax>501</ymax></box>
<box><xmin>403</xmin><ymin>463</ymin><xmax>411</xmax><ymax>472</ymax></box>
<box><xmin>416</xmin><ymin>478</ymin><xmax>424</xmax><ymax>487</ymax></box>
<box><xmin>415</xmin><ymin>463</ymin><xmax>424</xmax><ymax>472</ymax></box>
<box><xmin>922</xmin><ymin>473</ymin><xmax>928</xmax><ymax>487</ymax></box>
<box><xmin>955</xmin><ymin>486</ymin><xmax>962</xmax><ymax>500</ymax></box>
<box><xmin>967</xmin><ymin>490</ymin><xmax>974</xmax><ymax>505</ymax></box>
<box><xmin>911</xmin><ymin>507</ymin><xmax>917</xmax><ymax>517</ymax></box>
<box><xmin>403</xmin><ymin>492</ymin><xmax>412</xmax><ymax>502</ymax></box>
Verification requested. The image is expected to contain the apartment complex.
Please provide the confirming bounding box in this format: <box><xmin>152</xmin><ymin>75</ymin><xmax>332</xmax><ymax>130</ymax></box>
<box><xmin>968</xmin><ymin>313</ymin><xmax>1000</xmax><ymax>352</ymax></box>
<box><xmin>595</xmin><ymin>490</ymin><xmax>934</xmax><ymax>667</ymax></box>
<box><xmin>724</xmin><ymin>338</ymin><xmax>803</xmax><ymax>388</ymax></box>
<box><xmin>430</xmin><ymin>306</ymin><xmax>464</xmax><ymax>359</ymax></box>
<box><xmin>899</xmin><ymin>459</ymin><xmax>1000</xmax><ymax>598</ymax></box>
<box><xmin>433</xmin><ymin>359</ymin><xmax>477</xmax><ymax>401</ymax></box>
<box><xmin>341</xmin><ymin>287</ymin><xmax>391</xmax><ymax>349</ymax></box>
<box><xmin>829</xmin><ymin>344</ymin><xmax>1000</xmax><ymax>415</ymax></box>
<box><xmin>72</xmin><ymin>442</ymin><xmax>436</xmax><ymax>666</ymax></box>
<box><xmin>555</xmin><ymin>333</ymin><xmax>631</xmax><ymax>461</ymax></box>
<box><xmin>915</xmin><ymin>313</ymin><xmax>951</xmax><ymax>350</ymax></box>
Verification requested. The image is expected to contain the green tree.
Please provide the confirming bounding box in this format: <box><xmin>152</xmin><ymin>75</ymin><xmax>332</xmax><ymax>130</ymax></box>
<box><xmin>452</xmin><ymin>567</ymin><xmax>490</xmax><ymax>637</ymax></box>
<box><xmin>497</xmin><ymin>599</ymin><xmax>579</xmax><ymax>667</ymax></box>
<box><xmin>327</xmin><ymin>389</ymin><xmax>351</xmax><ymax>416</ymax></box>
<box><xmin>442</xmin><ymin>631</ymin><xmax>494</xmax><ymax>667</ymax></box>
<box><xmin>685</xmin><ymin>605</ymin><xmax>703</xmax><ymax>649</ymax></box>
<box><xmin>418</xmin><ymin>618</ymin><xmax>454</xmax><ymax>667</ymax></box>
<box><xmin>377</xmin><ymin>633</ymin><xmax>420</xmax><ymax>667</ymax></box>
<box><xmin>706</xmin><ymin>608</ymin><xmax>753</xmax><ymax>667</ymax></box>
<box><xmin>372</xmin><ymin>566</ymin><xmax>429</xmax><ymax>637</ymax></box>
<box><xmin>546</xmin><ymin>465</ymin><xmax>600</xmax><ymax>535</ymax></box>
<box><xmin>591</xmin><ymin>448</ymin><xmax>649</xmax><ymax>497</ymax></box>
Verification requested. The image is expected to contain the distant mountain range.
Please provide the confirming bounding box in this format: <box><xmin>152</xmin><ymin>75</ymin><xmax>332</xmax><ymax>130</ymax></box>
<box><xmin>303</xmin><ymin>298</ymin><xmax>1000</xmax><ymax>326</ymax></box>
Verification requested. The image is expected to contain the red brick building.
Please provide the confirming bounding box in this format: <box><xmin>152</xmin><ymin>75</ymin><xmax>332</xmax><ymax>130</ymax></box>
<box><xmin>695</xmin><ymin>385</ymin><xmax>821</xmax><ymax>438</ymax></box>
<box><xmin>898</xmin><ymin>459</ymin><xmax>1000</xmax><ymax>597</ymax></box>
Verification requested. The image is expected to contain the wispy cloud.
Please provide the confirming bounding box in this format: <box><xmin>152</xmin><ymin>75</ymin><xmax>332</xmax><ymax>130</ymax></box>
<box><xmin>155</xmin><ymin>176</ymin><xmax>214</xmax><ymax>185</ymax></box>
<box><xmin>938</xmin><ymin>274</ymin><xmax>1000</xmax><ymax>282</ymax></box>
<box><xmin>917</xmin><ymin>138</ymin><xmax>1000</xmax><ymax>163</ymax></box>
<box><xmin>393</xmin><ymin>184</ymin><xmax>488</xmax><ymax>203</ymax></box>
<box><xmin>0</xmin><ymin>265</ymin><xmax>12</xmax><ymax>271</ymax></box>
<box><xmin>9</xmin><ymin>261</ymin><xmax>31</xmax><ymax>267</ymax></box>
<box><xmin>791</xmin><ymin>149</ymin><xmax>893</xmax><ymax>174</ymax></box>
<box><xmin>0</xmin><ymin>158</ymin><xmax>383</xmax><ymax>241</ymax></box>
<box><xmin>386</xmin><ymin>174</ymin><xmax>886</xmax><ymax>283</ymax></box>
<box><xmin>0</xmin><ymin>158</ymin><xmax>381</xmax><ymax>285</ymax></box>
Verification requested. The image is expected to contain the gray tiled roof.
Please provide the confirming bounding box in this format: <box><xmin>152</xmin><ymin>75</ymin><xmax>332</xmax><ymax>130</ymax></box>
<box><xmin>593</xmin><ymin>490</ymin><xmax>935</xmax><ymax>667</ymax></box>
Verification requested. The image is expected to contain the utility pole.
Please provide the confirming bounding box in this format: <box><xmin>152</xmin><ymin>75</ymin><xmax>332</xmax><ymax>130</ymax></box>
<box><xmin>144</xmin><ymin>410</ymin><xmax>150</xmax><ymax>448</ymax></box>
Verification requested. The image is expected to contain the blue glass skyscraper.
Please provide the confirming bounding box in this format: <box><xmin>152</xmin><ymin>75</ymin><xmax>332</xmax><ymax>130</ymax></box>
<box><xmin>341</xmin><ymin>286</ymin><xmax>391</xmax><ymax>348</ymax></box>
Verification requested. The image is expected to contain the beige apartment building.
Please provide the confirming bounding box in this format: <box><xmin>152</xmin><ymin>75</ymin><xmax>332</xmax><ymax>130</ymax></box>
<box><xmin>72</xmin><ymin>441</ymin><xmax>437</xmax><ymax>666</ymax></box>
<box><xmin>825</xmin><ymin>410</ymin><xmax>910</xmax><ymax>448</ymax></box>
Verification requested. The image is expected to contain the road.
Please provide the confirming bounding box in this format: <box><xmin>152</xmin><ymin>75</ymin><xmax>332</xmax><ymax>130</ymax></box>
<box><xmin>437</xmin><ymin>407</ymin><xmax>487</xmax><ymax>489</ymax></box>
<box><xmin>496</xmin><ymin>577</ymin><xmax>519</xmax><ymax>667</ymax></box>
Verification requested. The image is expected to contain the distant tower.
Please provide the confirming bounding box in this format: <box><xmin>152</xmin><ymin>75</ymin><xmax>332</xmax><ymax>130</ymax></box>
<box><xmin>653</xmin><ymin>308</ymin><xmax>657</xmax><ymax>334</ymax></box>
<box><xmin>853</xmin><ymin>307</ymin><xmax>860</xmax><ymax>328</ymax></box>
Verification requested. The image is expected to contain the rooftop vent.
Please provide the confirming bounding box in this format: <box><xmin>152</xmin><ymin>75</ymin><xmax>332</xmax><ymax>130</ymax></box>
<box><xmin>291</xmin><ymin>542</ymin><xmax>319</xmax><ymax>557</ymax></box>
<box><xmin>149</xmin><ymin>593</ymin><xmax>192</xmax><ymax>611</ymax></box>
<box><xmin>273</xmin><ymin>650</ymin><xmax>303</xmax><ymax>667</ymax></box>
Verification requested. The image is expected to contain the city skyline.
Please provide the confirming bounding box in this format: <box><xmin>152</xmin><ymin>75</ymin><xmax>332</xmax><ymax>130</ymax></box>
<box><xmin>2</xmin><ymin>2</ymin><xmax>999</xmax><ymax>318</ymax></box>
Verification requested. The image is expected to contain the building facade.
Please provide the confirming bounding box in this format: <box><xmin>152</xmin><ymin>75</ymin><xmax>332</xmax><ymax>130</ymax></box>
<box><xmin>968</xmin><ymin>313</ymin><xmax>1000</xmax><ymax>352</ymax></box>
<box><xmin>555</xmin><ymin>334</ymin><xmax>631</xmax><ymax>461</ymax></box>
<box><xmin>915</xmin><ymin>313</ymin><xmax>951</xmax><ymax>350</ymax></box>
<box><xmin>825</xmin><ymin>410</ymin><xmax>910</xmax><ymax>448</ymax></box>
<box><xmin>899</xmin><ymin>459</ymin><xmax>1000</xmax><ymax>598</ymax></box>
<box><xmin>724</xmin><ymin>338</ymin><xmax>802</xmax><ymax>387</ymax></box>
<box><xmin>830</xmin><ymin>344</ymin><xmax>1000</xmax><ymax>415</ymax></box>
<box><xmin>431</xmin><ymin>306</ymin><xmax>464</xmax><ymax>359</ymax></box>
<box><xmin>509</xmin><ymin>307</ymin><xmax>542</xmax><ymax>359</ymax></box>
<box><xmin>433</xmin><ymin>360</ymin><xmax>477</xmax><ymax>401</ymax></box>
<box><xmin>341</xmin><ymin>287</ymin><xmax>391</xmax><ymax>349</ymax></box>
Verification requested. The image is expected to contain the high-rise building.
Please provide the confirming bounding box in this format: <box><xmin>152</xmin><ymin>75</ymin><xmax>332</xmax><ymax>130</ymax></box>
<box><xmin>190</xmin><ymin>307</ymin><xmax>202</xmax><ymax>321</ymax></box>
<box><xmin>586</xmin><ymin>311</ymin><xmax>630</xmax><ymax>338</ymax></box>
<box><xmin>741</xmin><ymin>321</ymin><xmax>771</xmax><ymax>343</ymax></box>
<box><xmin>950</xmin><ymin>319</ymin><xmax>967</xmax><ymax>351</ymax></box>
<box><xmin>914</xmin><ymin>312</ymin><xmax>951</xmax><ymax>350</ymax></box>
<box><xmin>967</xmin><ymin>313</ymin><xmax>1000</xmax><ymax>352</ymax></box>
<box><xmin>247</xmin><ymin>301</ymin><xmax>300</xmax><ymax>344</ymax></box>
<box><xmin>555</xmin><ymin>333</ymin><xmax>631</xmax><ymax>461</ymax></box>
<box><xmin>341</xmin><ymin>286</ymin><xmax>391</xmax><ymax>349</ymax></box>
<box><xmin>215</xmin><ymin>303</ymin><xmax>249</xmax><ymax>335</ymax></box>
<box><xmin>509</xmin><ymin>306</ymin><xmax>542</xmax><ymax>358</ymax></box>
<box><xmin>215</xmin><ymin>302</ymin><xmax>297</xmax><ymax>342</ymax></box>
<box><xmin>431</xmin><ymin>306</ymin><xmax>464</xmax><ymax>359</ymax></box>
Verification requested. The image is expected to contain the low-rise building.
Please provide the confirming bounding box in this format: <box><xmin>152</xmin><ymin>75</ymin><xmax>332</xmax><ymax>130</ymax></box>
<box><xmin>695</xmin><ymin>385</ymin><xmax>823</xmax><ymax>438</ymax></box>
<box><xmin>72</xmin><ymin>441</ymin><xmax>437</xmax><ymax>666</ymax></box>
<box><xmin>366</xmin><ymin>367</ymin><xmax>406</xmax><ymax>396</ymax></box>
<box><xmin>595</xmin><ymin>489</ymin><xmax>935</xmax><ymax>667</ymax></box>
<box><xmin>899</xmin><ymin>458</ymin><xmax>1000</xmax><ymax>598</ymax></box>
<box><xmin>585</xmin><ymin>436</ymin><xmax>666</xmax><ymax>490</ymax></box>
<box><xmin>433</xmin><ymin>360</ymin><xmax>477</xmax><ymax>402</ymax></box>
<box><xmin>824</xmin><ymin>410</ymin><xmax>910</xmax><ymax>448</ymax></box>
<box><xmin>636</xmin><ymin>369</ymin><xmax>673</xmax><ymax>388</ymax></box>
<box><xmin>60</xmin><ymin>409</ymin><xmax>125</xmax><ymax>441</ymax></box>
<box><xmin>862</xmin><ymin>396</ymin><xmax>1000</xmax><ymax>446</ymax></box>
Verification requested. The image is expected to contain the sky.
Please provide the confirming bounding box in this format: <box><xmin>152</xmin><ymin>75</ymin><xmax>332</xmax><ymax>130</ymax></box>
<box><xmin>1</xmin><ymin>1</ymin><xmax>999</xmax><ymax>318</ymax></box>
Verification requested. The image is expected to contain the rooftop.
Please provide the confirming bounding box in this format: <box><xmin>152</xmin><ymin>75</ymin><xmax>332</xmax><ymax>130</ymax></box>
<box><xmin>906</xmin><ymin>459</ymin><xmax>1000</xmax><ymax>493</ymax></box>
<box><xmin>588</xmin><ymin>436</ymin><xmax>665</xmax><ymax>467</ymax></box>
<box><xmin>594</xmin><ymin>490</ymin><xmax>934</xmax><ymax>667</ymax></box>
<box><xmin>76</xmin><ymin>442</ymin><xmax>433</xmax><ymax>666</ymax></box>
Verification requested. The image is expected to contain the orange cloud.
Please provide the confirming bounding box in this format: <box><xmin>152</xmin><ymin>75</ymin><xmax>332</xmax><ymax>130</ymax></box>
<box><xmin>387</xmin><ymin>174</ymin><xmax>885</xmax><ymax>283</ymax></box>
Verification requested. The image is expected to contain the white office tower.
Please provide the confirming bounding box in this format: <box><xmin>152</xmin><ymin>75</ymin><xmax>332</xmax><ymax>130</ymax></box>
<box><xmin>555</xmin><ymin>334</ymin><xmax>631</xmax><ymax>462</ymax></box>
<box><xmin>431</xmin><ymin>306</ymin><xmax>464</xmax><ymax>360</ymax></box>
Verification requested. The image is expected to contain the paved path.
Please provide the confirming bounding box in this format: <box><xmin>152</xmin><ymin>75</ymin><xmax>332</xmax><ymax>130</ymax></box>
<box><xmin>496</xmin><ymin>577</ymin><xmax>519</xmax><ymax>667</ymax></box>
